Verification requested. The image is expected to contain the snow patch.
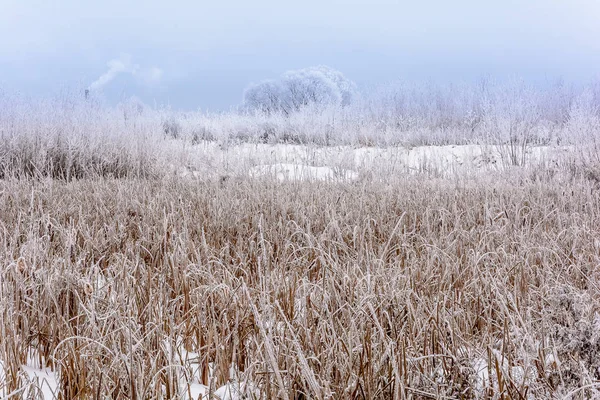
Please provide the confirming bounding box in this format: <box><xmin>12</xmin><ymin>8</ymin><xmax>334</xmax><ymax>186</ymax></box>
<box><xmin>1</xmin><ymin>357</ymin><xmax>59</xmax><ymax>399</ymax></box>
<box><xmin>183</xmin><ymin>382</ymin><xmax>208</xmax><ymax>399</ymax></box>
<box><xmin>21</xmin><ymin>363</ymin><xmax>59</xmax><ymax>400</ymax></box>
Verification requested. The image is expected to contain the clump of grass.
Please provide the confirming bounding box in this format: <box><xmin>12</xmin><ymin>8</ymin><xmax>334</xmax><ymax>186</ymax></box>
<box><xmin>0</xmin><ymin>94</ymin><xmax>160</xmax><ymax>180</ymax></box>
<box><xmin>0</xmin><ymin>134</ymin><xmax>157</xmax><ymax>180</ymax></box>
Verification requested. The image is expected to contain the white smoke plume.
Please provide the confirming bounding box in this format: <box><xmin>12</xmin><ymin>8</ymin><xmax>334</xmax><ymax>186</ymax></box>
<box><xmin>89</xmin><ymin>54</ymin><xmax>137</xmax><ymax>90</ymax></box>
<box><xmin>89</xmin><ymin>54</ymin><xmax>162</xmax><ymax>91</ymax></box>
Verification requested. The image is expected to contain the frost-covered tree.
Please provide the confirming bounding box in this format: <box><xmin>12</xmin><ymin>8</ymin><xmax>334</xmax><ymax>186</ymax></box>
<box><xmin>281</xmin><ymin>68</ymin><xmax>341</xmax><ymax>111</ymax></box>
<box><xmin>306</xmin><ymin>65</ymin><xmax>357</xmax><ymax>106</ymax></box>
<box><xmin>243</xmin><ymin>79</ymin><xmax>286</xmax><ymax>114</ymax></box>
<box><xmin>566</xmin><ymin>89</ymin><xmax>600</xmax><ymax>141</ymax></box>
<box><xmin>243</xmin><ymin>66</ymin><xmax>357</xmax><ymax>114</ymax></box>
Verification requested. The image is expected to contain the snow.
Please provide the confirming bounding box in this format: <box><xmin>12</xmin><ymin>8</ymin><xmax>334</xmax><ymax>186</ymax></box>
<box><xmin>472</xmin><ymin>357</ymin><xmax>489</xmax><ymax>394</ymax></box>
<box><xmin>21</xmin><ymin>364</ymin><xmax>59</xmax><ymax>399</ymax></box>
<box><xmin>165</xmin><ymin>140</ymin><xmax>576</xmax><ymax>181</ymax></box>
<box><xmin>162</xmin><ymin>338</ymin><xmax>256</xmax><ymax>400</ymax></box>
<box><xmin>472</xmin><ymin>350</ymin><xmax>528</xmax><ymax>397</ymax></box>
<box><xmin>183</xmin><ymin>382</ymin><xmax>208</xmax><ymax>399</ymax></box>
<box><xmin>0</xmin><ymin>358</ymin><xmax>59</xmax><ymax>399</ymax></box>
<box><xmin>182</xmin><ymin>382</ymin><xmax>250</xmax><ymax>400</ymax></box>
<box><xmin>213</xmin><ymin>381</ymin><xmax>245</xmax><ymax>400</ymax></box>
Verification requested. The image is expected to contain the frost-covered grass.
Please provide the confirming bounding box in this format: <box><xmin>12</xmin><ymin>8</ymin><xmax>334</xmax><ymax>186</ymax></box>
<box><xmin>1</xmin><ymin>85</ymin><xmax>600</xmax><ymax>398</ymax></box>
<box><xmin>1</xmin><ymin>78</ymin><xmax>600</xmax><ymax>181</ymax></box>
<box><xmin>0</xmin><ymin>91</ymin><xmax>583</xmax><ymax>183</ymax></box>
<box><xmin>248</xmin><ymin>163</ymin><xmax>359</xmax><ymax>182</ymax></box>
<box><xmin>2</xmin><ymin>171</ymin><xmax>600</xmax><ymax>398</ymax></box>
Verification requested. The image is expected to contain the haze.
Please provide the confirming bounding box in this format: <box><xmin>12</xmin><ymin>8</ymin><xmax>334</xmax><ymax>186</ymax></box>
<box><xmin>1</xmin><ymin>0</ymin><xmax>599</xmax><ymax>110</ymax></box>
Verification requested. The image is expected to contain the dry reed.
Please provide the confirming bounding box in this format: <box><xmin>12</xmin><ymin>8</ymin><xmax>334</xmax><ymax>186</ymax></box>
<box><xmin>1</xmin><ymin>170</ymin><xmax>600</xmax><ymax>399</ymax></box>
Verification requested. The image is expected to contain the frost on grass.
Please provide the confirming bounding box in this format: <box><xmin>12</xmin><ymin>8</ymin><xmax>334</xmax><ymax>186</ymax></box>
<box><xmin>249</xmin><ymin>163</ymin><xmax>359</xmax><ymax>182</ymax></box>
<box><xmin>2</xmin><ymin>161</ymin><xmax>600</xmax><ymax>398</ymax></box>
<box><xmin>540</xmin><ymin>285</ymin><xmax>600</xmax><ymax>393</ymax></box>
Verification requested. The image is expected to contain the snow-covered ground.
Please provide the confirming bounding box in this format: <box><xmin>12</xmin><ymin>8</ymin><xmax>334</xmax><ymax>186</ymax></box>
<box><xmin>165</xmin><ymin>141</ymin><xmax>576</xmax><ymax>181</ymax></box>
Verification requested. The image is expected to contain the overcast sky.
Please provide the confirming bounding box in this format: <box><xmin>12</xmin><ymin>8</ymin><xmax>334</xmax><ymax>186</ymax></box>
<box><xmin>1</xmin><ymin>0</ymin><xmax>599</xmax><ymax>110</ymax></box>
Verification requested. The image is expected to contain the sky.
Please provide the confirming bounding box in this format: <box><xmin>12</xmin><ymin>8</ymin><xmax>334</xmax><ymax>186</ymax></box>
<box><xmin>1</xmin><ymin>0</ymin><xmax>599</xmax><ymax>110</ymax></box>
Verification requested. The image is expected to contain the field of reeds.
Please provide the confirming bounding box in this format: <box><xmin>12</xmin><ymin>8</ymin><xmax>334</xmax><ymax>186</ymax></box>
<box><xmin>2</xmin><ymin>171</ymin><xmax>600</xmax><ymax>399</ymax></box>
<box><xmin>1</xmin><ymin>84</ymin><xmax>600</xmax><ymax>399</ymax></box>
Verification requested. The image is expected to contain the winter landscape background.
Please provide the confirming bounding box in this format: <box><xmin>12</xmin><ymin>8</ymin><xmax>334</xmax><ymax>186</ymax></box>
<box><xmin>2</xmin><ymin>0</ymin><xmax>600</xmax><ymax>399</ymax></box>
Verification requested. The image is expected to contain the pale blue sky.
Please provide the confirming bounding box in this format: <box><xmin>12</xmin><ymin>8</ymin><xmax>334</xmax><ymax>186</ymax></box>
<box><xmin>1</xmin><ymin>0</ymin><xmax>599</xmax><ymax>110</ymax></box>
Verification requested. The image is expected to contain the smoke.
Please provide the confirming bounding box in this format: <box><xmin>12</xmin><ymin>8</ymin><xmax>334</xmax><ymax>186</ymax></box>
<box><xmin>89</xmin><ymin>54</ymin><xmax>163</xmax><ymax>91</ymax></box>
<box><xmin>89</xmin><ymin>54</ymin><xmax>137</xmax><ymax>90</ymax></box>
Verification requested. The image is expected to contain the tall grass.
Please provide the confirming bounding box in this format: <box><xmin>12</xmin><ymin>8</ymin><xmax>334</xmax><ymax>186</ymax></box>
<box><xmin>3</xmin><ymin>79</ymin><xmax>599</xmax><ymax>175</ymax></box>
<box><xmin>2</xmin><ymin>172</ymin><xmax>600</xmax><ymax>398</ymax></box>
<box><xmin>0</xmin><ymin>92</ymin><xmax>161</xmax><ymax>180</ymax></box>
<box><xmin>173</xmin><ymin>78</ymin><xmax>599</xmax><ymax>148</ymax></box>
